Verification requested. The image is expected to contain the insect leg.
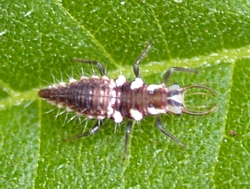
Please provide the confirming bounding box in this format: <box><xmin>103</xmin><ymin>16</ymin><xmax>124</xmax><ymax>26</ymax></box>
<box><xmin>63</xmin><ymin>120</ymin><xmax>103</xmax><ymax>141</ymax></box>
<box><xmin>133</xmin><ymin>42</ymin><xmax>153</xmax><ymax>78</ymax></box>
<box><xmin>71</xmin><ymin>59</ymin><xmax>106</xmax><ymax>76</ymax></box>
<box><xmin>155</xmin><ymin>117</ymin><xmax>187</xmax><ymax>149</ymax></box>
<box><xmin>123</xmin><ymin>121</ymin><xmax>133</xmax><ymax>160</ymax></box>
<box><xmin>162</xmin><ymin>67</ymin><xmax>197</xmax><ymax>84</ymax></box>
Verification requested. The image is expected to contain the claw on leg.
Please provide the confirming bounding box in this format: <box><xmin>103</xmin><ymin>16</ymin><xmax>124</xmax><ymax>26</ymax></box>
<box><xmin>63</xmin><ymin>120</ymin><xmax>103</xmax><ymax>142</ymax></box>
<box><xmin>123</xmin><ymin>121</ymin><xmax>133</xmax><ymax>160</ymax></box>
<box><xmin>156</xmin><ymin>117</ymin><xmax>187</xmax><ymax>149</ymax></box>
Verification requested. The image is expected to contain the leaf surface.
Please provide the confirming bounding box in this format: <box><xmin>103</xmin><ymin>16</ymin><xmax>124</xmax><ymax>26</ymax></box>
<box><xmin>0</xmin><ymin>0</ymin><xmax>250</xmax><ymax>188</ymax></box>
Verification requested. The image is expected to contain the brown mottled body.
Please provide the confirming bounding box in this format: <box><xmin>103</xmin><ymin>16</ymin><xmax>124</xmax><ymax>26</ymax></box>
<box><xmin>38</xmin><ymin>76</ymin><xmax>170</xmax><ymax>122</ymax></box>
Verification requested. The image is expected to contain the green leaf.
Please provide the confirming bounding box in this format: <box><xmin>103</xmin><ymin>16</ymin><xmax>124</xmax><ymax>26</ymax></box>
<box><xmin>1</xmin><ymin>0</ymin><xmax>250</xmax><ymax>188</ymax></box>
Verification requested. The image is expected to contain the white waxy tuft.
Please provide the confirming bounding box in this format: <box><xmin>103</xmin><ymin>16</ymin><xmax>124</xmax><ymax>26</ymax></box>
<box><xmin>91</xmin><ymin>75</ymin><xmax>99</xmax><ymax>79</ymax></box>
<box><xmin>130</xmin><ymin>78</ymin><xmax>143</xmax><ymax>90</ymax></box>
<box><xmin>116</xmin><ymin>75</ymin><xmax>126</xmax><ymax>87</ymax></box>
<box><xmin>80</xmin><ymin>76</ymin><xmax>88</xmax><ymax>80</ymax></box>
<box><xmin>147</xmin><ymin>106</ymin><xmax>166</xmax><ymax>115</ymax></box>
<box><xmin>102</xmin><ymin>75</ymin><xmax>109</xmax><ymax>80</ymax></box>
<box><xmin>130</xmin><ymin>109</ymin><xmax>143</xmax><ymax>121</ymax></box>
<box><xmin>107</xmin><ymin>89</ymin><xmax>116</xmax><ymax>116</ymax></box>
<box><xmin>110</xmin><ymin>90</ymin><xmax>116</xmax><ymax>105</ymax></box>
<box><xmin>87</xmin><ymin>115</ymin><xmax>94</xmax><ymax>119</ymax></box>
<box><xmin>147</xmin><ymin>84</ymin><xmax>164</xmax><ymax>94</ymax></box>
<box><xmin>112</xmin><ymin>110</ymin><xmax>123</xmax><ymax>123</ymax></box>
<box><xmin>59</xmin><ymin>82</ymin><xmax>66</xmax><ymax>87</ymax></box>
<box><xmin>109</xmin><ymin>79</ymin><xmax>116</xmax><ymax>88</ymax></box>
<box><xmin>97</xmin><ymin>115</ymin><xmax>105</xmax><ymax>120</ymax></box>
<box><xmin>49</xmin><ymin>84</ymin><xmax>58</xmax><ymax>88</ymax></box>
<box><xmin>107</xmin><ymin>105</ymin><xmax>114</xmax><ymax>116</ymax></box>
<box><xmin>69</xmin><ymin>78</ymin><xmax>77</xmax><ymax>83</ymax></box>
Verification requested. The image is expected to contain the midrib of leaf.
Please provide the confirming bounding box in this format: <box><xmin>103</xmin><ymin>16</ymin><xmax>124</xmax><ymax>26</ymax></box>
<box><xmin>114</xmin><ymin>44</ymin><xmax>250</xmax><ymax>77</ymax></box>
<box><xmin>0</xmin><ymin>87</ymin><xmax>37</xmax><ymax>111</ymax></box>
<box><xmin>211</xmin><ymin>61</ymin><xmax>235</xmax><ymax>187</ymax></box>
<box><xmin>212</xmin><ymin>59</ymin><xmax>250</xmax><ymax>188</ymax></box>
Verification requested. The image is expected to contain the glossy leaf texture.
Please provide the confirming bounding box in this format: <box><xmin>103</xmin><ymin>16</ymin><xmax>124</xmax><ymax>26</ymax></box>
<box><xmin>0</xmin><ymin>0</ymin><xmax>250</xmax><ymax>188</ymax></box>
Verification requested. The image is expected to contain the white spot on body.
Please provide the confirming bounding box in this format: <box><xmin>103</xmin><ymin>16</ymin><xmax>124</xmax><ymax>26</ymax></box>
<box><xmin>109</xmin><ymin>79</ymin><xmax>116</xmax><ymax>88</ymax></box>
<box><xmin>147</xmin><ymin>84</ymin><xmax>164</xmax><ymax>93</ymax></box>
<box><xmin>91</xmin><ymin>75</ymin><xmax>99</xmax><ymax>79</ymax></box>
<box><xmin>147</xmin><ymin>107</ymin><xmax>157</xmax><ymax>115</ymax></box>
<box><xmin>97</xmin><ymin>115</ymin><xmax>105</xmax><ymax>120</ymax></box>
<box><xmin>69</xmin><ymin>78</ymin><xmax>77</xmax><ymax>83</ymax></box>
<box><xmin>99</xmin><ymin>89</ymin><xmax>104</xmax><ymax>99</ymax></box>
<box><xmin>107</xmin><ymin>94</ymin><xmax>115</xmax><ymax>116</ymax></box>
<box><xmin>107</xmin><ymin>79</ymin><xmax>116</xmax><ymax>116</ymax></box>
<box><xmin>110</xmin><ymin>90</ymin><xmax>116</xmax><ymax>105</ymax></box>
<box><xmin>59</xmin><ymin>82</ymin><xmax>66</xmax><ymax>87</ymax></box>
<box><xmin>112</xmin><ymin>110</ymin><xmax>123</xmax><ymax>123</ymax></box>
<box><xmin>48</xmin><ymin>84</ymin><xmax>58</xmax><ymax>89</ymax></box>
<box><xmin>130</xmin><ymin>78</ymin><xmax>143</xmax><ymax>90</ymax></box>
<box><xmin>147</xmin><ymin>106</ymin><xmax>166</xmax><ymax>115</ymax></box>
<box><xmin>102</xmin><ymin>75</ymin><xmax>109</xmax><ymax>80</ymax></box>
<box><xmin>81</xmin><ymin>76</ymin><xmax>88</xmax><ymax>80</ymax></box>
<box><xmin>87</xmin><ymin>115</ymin><xmax>94</xmax><ymax>119</ymax></box>
<box><xmin>130</xmin><ymin>109</ymin><xmax>143</xmax><ymax>121</ymax></box>
<box><xmin>116</xmin><ymin>75</ymin><xmax>126</xmax><ymax>86</ymax></box>
<box><xmin>107</xmin><ymin>105</ymin><xmax>114</xmax><ymax>116</ymax></box>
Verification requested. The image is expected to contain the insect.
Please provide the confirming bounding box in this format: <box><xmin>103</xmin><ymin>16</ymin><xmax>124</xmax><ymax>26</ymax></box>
<box><xmin>230</xmin><ymin>130</ymin><xmax>237</xmax><ymax>136</ymax></box>
<box><xmin>38</xmin><ymin>43</ymin><xmax>216</xmax><ymax>159</ymax></box>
